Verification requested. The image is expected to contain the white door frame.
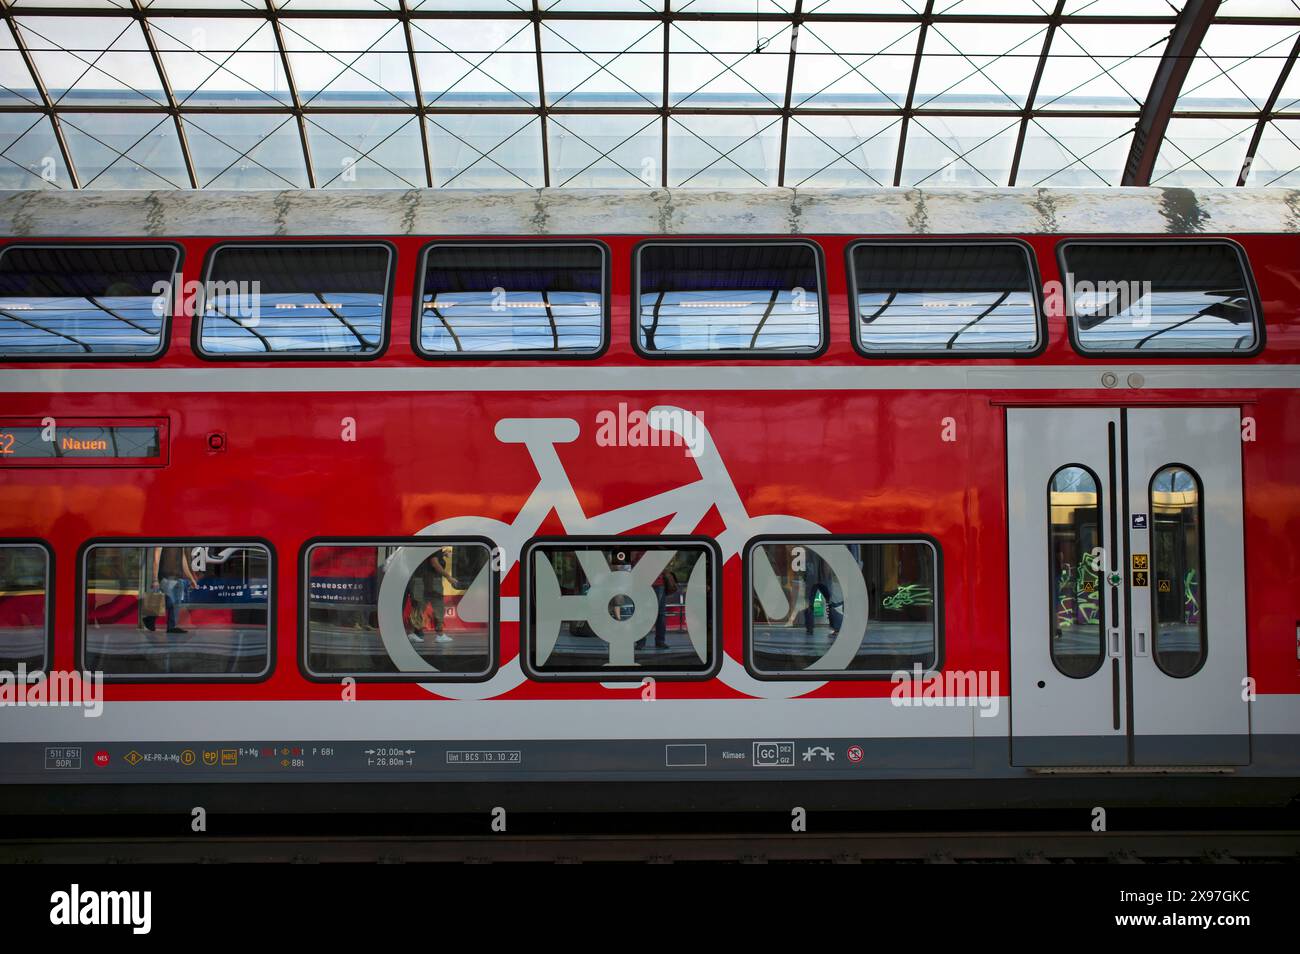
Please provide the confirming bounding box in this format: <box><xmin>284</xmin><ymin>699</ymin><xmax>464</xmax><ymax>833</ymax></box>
<box><xmin>1007</xmin><ymin>406</ymin><xmax>1250</xmax><ymax>767</ymax></box>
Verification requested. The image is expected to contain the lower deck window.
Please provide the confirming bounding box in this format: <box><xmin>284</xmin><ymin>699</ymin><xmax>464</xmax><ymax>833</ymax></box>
<box><xmin>81</xmin><ymin>542</ymin><xmax>270</xmax><ymax>679</ymax></box>
<box><xmin>0</xmin><ymin>543</ymin><xmax>50</xmax><ymax>671</ymax></box>
<box><xmin>303</xmin><ymin>540</ymin><xmax>495</xmax><ymax>680</ymax></box>
<box><xmin>746</xmin><ymin>538</ymin><xmax>939</xmax><ymax>677</ymax></box>
<box><xmin>523</xmin><ymin>538</ymin><xmax>719</xmax><ymax>680</ymax></box>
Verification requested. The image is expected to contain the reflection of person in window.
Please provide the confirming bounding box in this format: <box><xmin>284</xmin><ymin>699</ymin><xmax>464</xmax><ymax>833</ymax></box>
<box><xmin>407</xmin><ymin>549</ymin><xmax>455</xmax><ymax>645</ymax></box>
<box><xmin>146</xmin><ymin>546</ymin><xmax>198</xmax><ymax>635</ymax></box>
<box><xmin>637</xmin><ymin>565</ymin><xmax>678</xmax><ymax>651</ymax></box>
<box><xmin>804</xmin><ymin>552</ymin><xmax>843</xmax><ymax>639</ymax></box>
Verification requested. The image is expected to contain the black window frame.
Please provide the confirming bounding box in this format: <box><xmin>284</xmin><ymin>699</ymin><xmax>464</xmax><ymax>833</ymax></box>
<box><xmin>742</xmin><ymin>533</ymin><xmax>944</xmax><ymax>681</ymax></box>
<box><xmin>412</xmin><ymin>239</ymin><xmax>611</xmax><ymax>361</ymax></box>
<box><xmin>298</xmin><ymin>535</ymin><xmax>500</xmax><ymax>684</ymax></box>
<box><xmin>631</xmin><ymin>238</ymin><xmax>830</xmax><ymax>360</ymax></box>
<box><xmin>846</xmin><ymin>238</ymin><xmax>1046</xmax><ymax>359</ymax></box>
<box><xmin>1147</xmin><ymin>462</ymin><xmax>1209</xmax><ymax>680</ymax></box>
<box><xmin>1056</xmin><ymin>237</ymin><xmax>1265</xmax><ymax>359</ymax></box>
<box><xmin>519</xmin><ymin>535</ymin><xmax>723</xmax><ymax>682</ymax></box>
<box><xmin>0</xmin><ymin>538</ymin><xmax>53</xmax><ymax>674</ymax></box>
<box><xmin>76</xmin><ymin>536</ymin><xmax>276</xmax><ymax>684</ymax></box>
<box><xmin>193</xmin><ymin>240</ymin><xmax>396</xmax><ymax>362</ymax></box>
<box><xmin>1046</xmin><ymin>463</ymin><xmax>1107</xmax><ymax>680</ymax></box>
<box><xmin>0</xmin><ymin>241</ymin><xmax>183</xmax><ymax>363</ymax></box>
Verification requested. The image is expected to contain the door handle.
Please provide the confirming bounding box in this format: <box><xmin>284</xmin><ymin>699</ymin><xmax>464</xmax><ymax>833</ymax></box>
<box><xmin>1135</xmin><ymin>631</ymin><xmax>1148</xmax><ymax>657</ymax></box>
<box><xmin>1108</xmin><ymin>630</ymin><xmax>1121</xmax><ymax>657</ymax></box>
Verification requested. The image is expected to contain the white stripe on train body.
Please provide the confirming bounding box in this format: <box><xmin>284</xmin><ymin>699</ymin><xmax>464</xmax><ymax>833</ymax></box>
<box><xmin>2</xmin><ymin>365</ymin><xmax>1298</xmax><ymax>394</ymax></box>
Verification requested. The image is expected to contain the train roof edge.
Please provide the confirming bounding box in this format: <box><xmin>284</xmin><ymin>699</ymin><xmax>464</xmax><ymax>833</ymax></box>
<box><xmin>3</xmin><ymin>186</ymin><xmax>1300</xmax><ymax>237</ymax></box>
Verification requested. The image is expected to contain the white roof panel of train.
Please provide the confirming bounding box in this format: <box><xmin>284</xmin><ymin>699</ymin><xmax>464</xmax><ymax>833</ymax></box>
<box><xmin>2</xmin><ymin>188</ymin><xmax>1299</xmax><ymax>237</ymax></box>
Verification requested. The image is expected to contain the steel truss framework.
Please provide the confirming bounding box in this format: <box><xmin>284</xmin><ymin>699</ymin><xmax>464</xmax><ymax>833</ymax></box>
<box><xmin>1</xmin><ymin>0</ymin><xmax>1300</xmax><ymax>191</ymax></box>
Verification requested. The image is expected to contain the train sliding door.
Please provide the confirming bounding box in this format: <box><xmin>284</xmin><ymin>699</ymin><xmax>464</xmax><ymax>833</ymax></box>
<box><xmin>1123</xmin><ymin>408</ymin><xmax>1249</xmax><ymax>765</ymax></box>
<box><xmin>1008</xmin><ymin>409</ymin><xmax>1128</xmax><ymax>765</ymax></box>
<box><xmin>1007</xmin><ymin>407</ymin><xmax>1249</xmax><ymax>767</ymax></box>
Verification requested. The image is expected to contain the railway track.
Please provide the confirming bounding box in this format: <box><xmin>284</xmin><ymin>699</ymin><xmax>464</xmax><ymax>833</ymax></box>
<box><xmin>4</xmin><ymin>830</ymin><xmax>1298</xmax><ymax>864</ymax></box>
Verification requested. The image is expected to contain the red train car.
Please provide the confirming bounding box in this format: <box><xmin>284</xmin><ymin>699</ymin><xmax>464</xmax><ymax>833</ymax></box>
<box><xmin>0</xmin><ymin>187</ymin><xmax>1296</xmax><ymax>811</ymax></box>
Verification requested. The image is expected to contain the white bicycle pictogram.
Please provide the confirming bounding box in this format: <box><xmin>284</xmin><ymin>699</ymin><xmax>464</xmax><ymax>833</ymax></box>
<box><xmin>374</xmin><ymin>405</ymin><xmax>868</xmax><ymax>700</ymax></box>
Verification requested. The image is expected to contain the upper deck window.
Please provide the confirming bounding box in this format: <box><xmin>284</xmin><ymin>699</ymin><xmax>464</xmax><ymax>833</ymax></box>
<box><xmin>636</xmin><ymin>242</ymin><xmax>823</xmax><ymax>356</ymax></box>
<box><xmin>1061</xmin><ymin>242</ymin><xmax>1260</xmax><ymax>354</ymax></box>
<box><xmin>198</xmin><ymin>244</ymin><xmax>391</xmax><ymax>357</ymax></box>
<box><xmin>850</xmin><ymin>242</ymin><xmax>1040</xmax><ymax>354</ymax></box>
<box><xmin>0</xmin><ymin>245</ymin><xmax>177</xmax><ymax>358</ymax></box>
<box><xmin>417</xmin><ymin>243</ymin><xmax>604</xmax><ymax>356</ymax></box>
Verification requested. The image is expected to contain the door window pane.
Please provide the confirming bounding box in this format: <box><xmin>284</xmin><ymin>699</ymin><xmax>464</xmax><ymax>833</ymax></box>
<box><xmin>418</xmin><ymin>244</ymin><xmax>604</xmax><ymax>355</ymax></box>
<box><xmin>748</xmin><ymin>539</ymin><xmax>939</xmax><ymax>676</ymax></box>
<box><xmin>851</xmin><ymin>242</ymin><xmax>1040</xmax><ymax>353</ymax></box>
<box><xmin>304</xmin><ymin>541</ymin><xmax>494</xmax><ymax>679</ymax></box>
<box><xmin>636</xmin><ymin>243</ymin><xmax>823</xmax><ymax>354</ymax></box>
<box><xmin>0</xmin><ymin>544</ymin><xmax>49</xmax><ymax>671</ymax></box>
<box><xmin>1049</xmin><ymin>465</ymin><xmax>1105</xmax><ymax>678</ymax></box>
<box><xmin>1150</xmin><ymin>465</ymin><xmax>1206</xmax><ymax>678</ymax></box>
<box><xmin>0</xmin><ymin>245</ymin><xmax>177</xmax><ymax>357</ymax></box>
<box><xmin>525</xmin><ymin>540</ymin><xmax>717</xmax><ymax>678</ymax></box>
<box><xmin>199</xmin><ymin>244</ymin><xmax>390</xmax><ymax>356</ymax></box>
<box><xmin>82</xmin><ymin>543</ymin><xmax>270</xmax><ymax>678</ymax></box>
<box><xmin>1062</xmin><ymin>242</ymin><xmax>1259</xmax><ymax>353</ymax></box>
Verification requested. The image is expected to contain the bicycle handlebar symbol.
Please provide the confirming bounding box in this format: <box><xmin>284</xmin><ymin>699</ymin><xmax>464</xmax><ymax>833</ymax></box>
<box><xmin>375</xmin><ymin>406</ymin><xmax>867</xmax><ymax>700</ymax></box>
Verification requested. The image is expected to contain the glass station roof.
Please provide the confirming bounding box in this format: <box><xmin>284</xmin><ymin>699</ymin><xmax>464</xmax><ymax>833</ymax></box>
<box><xmin>1</xmin><ymin>0</ymin><xmax>1299</xmax><ymax>190</ymax></box>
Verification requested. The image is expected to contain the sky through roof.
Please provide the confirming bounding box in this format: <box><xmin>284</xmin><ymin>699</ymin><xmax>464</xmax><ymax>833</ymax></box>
<box><xmin>1</xmin><ymin>0</ymin><xmax>1299</xmax><ymax>190</ymax></box>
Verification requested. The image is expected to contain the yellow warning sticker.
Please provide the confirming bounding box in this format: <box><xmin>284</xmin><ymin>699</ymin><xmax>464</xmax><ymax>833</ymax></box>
<box><xmin>1158</xmin><ymin>579</ymin><xmax>1172</xmax><ymax>593</ymax></box>
<box><xmin>1132</xmin><ymin>553</ymin><xmax>1149</xmax><ymax>570</ymax></box>
<box><xmin>1132</xmin><ymin>570</ymin><xmax>1149</xmax><ymax>587</ymax></box>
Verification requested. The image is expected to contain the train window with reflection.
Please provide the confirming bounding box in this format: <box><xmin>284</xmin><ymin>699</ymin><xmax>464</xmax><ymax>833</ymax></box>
<box><xmin>198</xmin><ymin>244</ymin><xmax>391</xmax><ymax>356</ymax></box>
<box><xmin>0</xmin><ymin>543</ymin><xmax>50</xmax><ymax>671</ymax></box>
<box><xmin>1048</xmin><ymin>465</ymin><xmax>1105</xmax><ymax>679</ymax></box>
<box><xmin>522</xmin><ymin>539</ymin><xmax>719</xmax><ymax>680</ymax></box>
<box><xmin>636</xmin><ymin>243</ymin><xmax>823</xmax><ymax>355</ymax></box>
<box><xmin>850</xmin><ymin>242</ymin><xmax>1040</xmax><ymax>354</ymax></box>
<box><xmin>1061</xmin><ymin>242</ymin><xmax>1259</xmax><ymax>353</ymax></box>
<box><xmin>0</xmin><ymin>244</ymin><xmax>178</xmax><ymax>357</ymax></box>
<box><xmin>418</xmin><ymin>244</ymin><xmax>605</xmax><ymax>355</ymax></box>
<box><xmin>1150</xmin><ymin>465</ymin><xmax>1206</xmax><ymax>678</ymax></box>
<box><xmin>746</xmin><ymin>539</ymin><xmax>939</xmax><ymax>677</ymax></box>
<box><xmin>303</xmin><ymin>541</ymin><xmax>495</xmax><ymax>680</ymax></box>
<box><xmin>81</xmin><ymin>542</ymin><xmax>271</xmax><ymax>679</ymax></box>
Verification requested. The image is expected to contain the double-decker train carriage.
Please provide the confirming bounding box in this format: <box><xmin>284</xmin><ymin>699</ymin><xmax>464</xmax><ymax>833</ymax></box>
<box><xmin>0</xmin><ymin>187</ymin><xmax>1296</xmax><ymax>809</ymax></box>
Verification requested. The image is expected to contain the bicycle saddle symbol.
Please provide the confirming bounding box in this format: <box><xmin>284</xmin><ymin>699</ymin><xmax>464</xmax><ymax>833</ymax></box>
<box><xmin>374</xmin><ymin>406</ymin><xmax>868</xmax><ymax>700</ymax></box>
